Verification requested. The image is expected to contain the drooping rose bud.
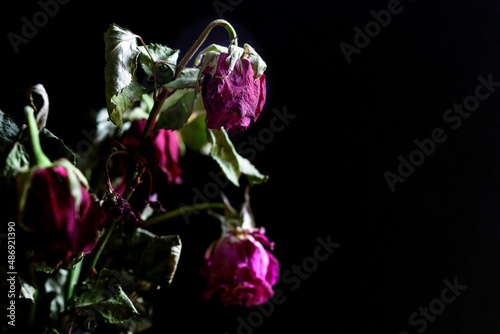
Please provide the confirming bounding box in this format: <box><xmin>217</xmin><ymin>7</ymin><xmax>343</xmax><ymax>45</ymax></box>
<box><xmin>202</xmin><ymin>227</ymin><xmax>279</xmax><ymax>306</ymax></box>
<box><xmin>201</xmin><ymin>51</ymin><xmax>266</xmax><ymax>133</ymax></box>
<box><xmin>14</xmin><ymin>106</ymin><xmax>106</xmax><ymax>268</ymax></box>
<box><xmin>18</xmin><ymin>161</ymin><xmax>105</xmax><ymax>267</ymax></box>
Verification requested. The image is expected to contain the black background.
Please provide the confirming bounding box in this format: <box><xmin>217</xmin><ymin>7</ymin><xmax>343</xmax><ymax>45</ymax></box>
<box><xmin>2</xmin><ymin>0</ymin><xmax>500</xmax><ymax>333</ymax></box>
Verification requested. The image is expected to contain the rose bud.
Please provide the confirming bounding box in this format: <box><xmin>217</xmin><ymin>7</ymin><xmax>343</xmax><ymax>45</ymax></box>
<box><xmin>202</xmin><ymin>227</ymin><xmax>279</xmax><ymax>307</ymax></box>
<box><xmin>19</xmin><ymin>161</ymin><xmax>105</xmax><ymax>267</ymax></box>
<box><xmin>200</xmin><ymin>44</ymin><xmax>267</xmax><ymax>133</ymax></box>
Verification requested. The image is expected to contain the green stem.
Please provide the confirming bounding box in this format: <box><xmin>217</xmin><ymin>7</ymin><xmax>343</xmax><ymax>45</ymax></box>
<box><xmin>28</xmin><ymin>290</ymin><xmax>38</xmax><ymax>328</ymax></box>
<box><xmin>66</xmin><ymin>260</ymin><xmax>83</xmax><ymax>302</ymax></box>
<box><xmin>84</xmin><ymin>220</ymin><xmax>117</xmax><ymax>279</ymax></box>
<box><xmin>144</xmin><ymin>202</ymin><xmax>226</xmax><ymax>227</ymax></box>
<box><xmin>24</xmin><ymin>106</ymin><xmax>51</xmax><ymax>168</ymax></box>
<box><xmin>139</xmin><ymin>87</ymin><xmax>170</xmax><ymax>146</ymax></box>
<box><xmin>174</xmin><ymin>19</ymin><xmax>237</xmax><ymax>79</ymax></box>
<box><xmin>27</xmin><ymin>264</ymin><xmax>38</xmax><ymax>328</ymax></box>
<box><xmin>141</xmin><ymin>19</ymin><xmax>237</xmax><ymax>142</ymax></box>
<box><xmin>123</xmin><ymin>86</ymin><xmax>173</xmax><ymax>202</ymax></box>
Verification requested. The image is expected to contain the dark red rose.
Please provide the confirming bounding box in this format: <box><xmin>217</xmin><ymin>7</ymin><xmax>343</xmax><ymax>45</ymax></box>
<box><xmin>21</xmin><ymin>165</ymin><xmax>105</xmax><ymax>266</ymax></box>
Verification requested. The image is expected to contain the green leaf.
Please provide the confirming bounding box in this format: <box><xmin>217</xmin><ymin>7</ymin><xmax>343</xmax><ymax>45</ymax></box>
<box><xmin>0</xmin><ymin>141</ymin><xmax>29</xmax><ymax>179</ymax></box>
<box><xmin>12</xmin><ymin>122</ymin><xmax>75</xmax><ymax>166</ymax></box>
<box><xmin>180</xmin><ymin>112</ymin><xmax>210</xmax><ymax>154</ymax></box>
<box><xmin>240</xmin><ymin>186</ymin><xmax>256</xmax><ymax>229</ymax></box>
<box><xmin>44</xmin><ymin>269</ymin><xmax>68</xmax><ymax>321</ymax></box>
<box><xmin>244</xmin><ymin>43</ymin><xmax>267</xmax><ymax>80</ymax></box>
<box><xmin>138</xmin><ymin>44</ymin><xmax>179</xmax><ymax>86</ymax></box>
<box><xmin>116</xmin><ymin>316</ymin><xmax>152</xmax><ymax>333</ymax></box>
<box><xmin>141</xmin><ymin>93</ymin><xmax>155</xmax><ymax>112</ymax></box>
<box><xmin>33</xmin><ymin>262</ymin><xmax>58</xmax><ymax>273</ymax></box>
<box><xmin>103</xmin><ymin>227</ymin><xmax>160</xmax><ymax>272</ymax></box>
<box><xmin>227</xmin><ymin>43</ymin><xmax>245</xmax><ymax>74</ymax></box>
<box><xmin>79</xmin><ymin>285</ymin><xmax>138</xmax><ymax>324</ymax></box>
<box><xmin>194</xmin><ymin>43</ymin><xmax>266</xmax><ymax>80</ymax></box>
<box><xmin>155</xmin><ymin>88</ymin><xmax>196</xmax><ymax>130</ymax></box>
<box><xmin>39</xmin><ymin>128</ymin><xmax>76</xmax><ymax>164</ymax></box>
<box><xmin>53</xmin><ymin>158</ymin><xmax>88</xmax><ymax>211</ymax></box>
<box><xmin>215</xmin><ymin>187</ymin><xmax>256</xmax><ymax>232</ymax></box>
<box><xmin>19</xmin><ymin>277</ymin><xmax>37</xmax><ymax>303</ymax></box>
<box><xmin>194</xmin><ymin>43</ymin><xmax>228</xmax><ymax>67</ymax></box>
<box><xmin>75</xmin><ymin>269</ymin><xmax>138</xmax><ymax>324</ymax></box>
<box><xmin>197</xmin><ymin>51</ymin><xmax>223</xmax><ymax>78</ymax></box>
<box><xmin>165</xmin><ymin>68</ymin><xmax>200</xmax><ymax>90</ymax></box>
<box><xmin>138</xmin><ymin>235</ymin><xmax>182</xmax><ymax>286</ymax></box>
<box><xmin>104</xmin><ymin>24</ymin><xmax>144</xmax><ymax>129</ymax></box>
<box><xmin>193</xmin><ymin>44</ymin><xmax>229</xmax><ymax>87</ymax></box>
<box><xmin>236</xmin><ymin>154</ymin><xmax>269</xmax><ymax>185</ymax></box>
<box><xmin>207</xmin><ymin>128</ymin><xmax>268</xmax><ymax>186</ymax></box>
<box><xmin>0</xmin><ymin>110</ymin><xmax>21</xmax><ymax>152</ymax></box>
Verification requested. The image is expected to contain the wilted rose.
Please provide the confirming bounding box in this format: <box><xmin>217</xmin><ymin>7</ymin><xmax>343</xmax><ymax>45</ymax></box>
<box><xmin>202</xmin><ymin>227</ymin><xmax>279</xmax><ymax>306</ymax></box>
<box><xmin>20</xmin><ymin>163</ymin><xmax>105</xmax><ymax>267</ymax></box>
<box><xmin>201</xmin><ymin>52</ymin><xmax>266</xmax><ymax>133</ymax></box>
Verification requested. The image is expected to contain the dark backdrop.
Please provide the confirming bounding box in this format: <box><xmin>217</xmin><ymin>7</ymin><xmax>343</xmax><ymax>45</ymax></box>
<box><xmin>1</xmin><ymin>0</ymin><xmax>500</xmax><ymax>333</ymax></box>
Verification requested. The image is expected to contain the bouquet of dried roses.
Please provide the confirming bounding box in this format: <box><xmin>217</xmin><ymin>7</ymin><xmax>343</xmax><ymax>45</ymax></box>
<box><xmin>0</xmin><ymin>19</ymin><xmax>278</xmax><ymax>333</ymax></box>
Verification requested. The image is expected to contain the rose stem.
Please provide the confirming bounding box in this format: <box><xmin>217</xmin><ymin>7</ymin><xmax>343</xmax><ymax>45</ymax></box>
<box><xmin>143</xmin><ymin>202</ymin><xmax>226</xmax><ymax>227</ymax></box>
<box><xmin>174</xmin><ymin>19</ymin><xmax>237</xmax><ymax>79</ymax></box>
<box><xmin>84</xmin><ymin>219</ymin><xmax>116</xmax><ymax>279</ymax></box>
<box><xmin>24</xmin><ymin>106</ymin><xmax>51</xmax><ymax>168</ymax></box>
<box><xmin>65</xmin><ymin>260</ymin><xmax>82</xmax><ymax>302</ymax></box>
<box><xmin>138</xmin><ymin>19</ymin><xmax>238</xmax><ymax>148</ymax></box>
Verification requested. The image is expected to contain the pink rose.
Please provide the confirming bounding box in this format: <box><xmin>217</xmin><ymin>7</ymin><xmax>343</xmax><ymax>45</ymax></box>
<box><xmin>202</xmin><ymin>227</ymin><xmax>279</xmax><ymax>306</ymax></box>
<box><xmin>201</xmin><ymin>53</ymin><xmax>266</xmax><ymax>133</ymax></box>
<box><xmin>121</xmin><ymin>119</ymin><xmax>182</xmax><ymax>184</ymax></box>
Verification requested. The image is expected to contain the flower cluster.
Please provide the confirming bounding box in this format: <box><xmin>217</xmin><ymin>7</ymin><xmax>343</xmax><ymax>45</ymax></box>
<box><xmin>0</xmin><ymin>20</ymin><xmax>278</xmax><ymax>333</ymax></box>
